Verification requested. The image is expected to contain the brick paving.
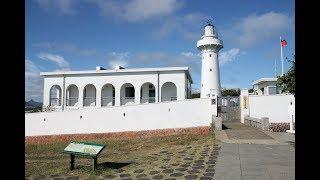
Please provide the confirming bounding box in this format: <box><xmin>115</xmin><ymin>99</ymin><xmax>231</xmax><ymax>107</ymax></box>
<box><xmin>26</xmin><ymin>144</ymin><xmax>221</xmax><ymax>180</ymax></box>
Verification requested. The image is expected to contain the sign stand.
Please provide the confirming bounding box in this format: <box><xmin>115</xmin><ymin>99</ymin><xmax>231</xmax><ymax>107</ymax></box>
<box><xmin>63</xmin><ymin>141</ymin><xmax>106</xmax><ymax>171</ymax></box>
<box><xmin>93</xmin><ymin>157</ymin><xmax>97</xmax><ymax>171</ymax></box>
<box><xmin>70</xmin><ymin>154</ymin><xmax>75</xmax><ymax>170</ymax></box>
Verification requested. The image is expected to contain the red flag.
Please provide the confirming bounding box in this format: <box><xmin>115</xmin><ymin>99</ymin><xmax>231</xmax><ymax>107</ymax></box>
<box><xmin>281</xmin><ymin>39</ymin><xmax>287</xmax><ymax>46</ymax></box>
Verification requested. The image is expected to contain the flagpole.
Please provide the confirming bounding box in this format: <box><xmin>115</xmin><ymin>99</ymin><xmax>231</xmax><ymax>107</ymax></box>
<box><xmin>280</xmin><ymin>36</ymin><xmax>284</xmax><ymax>76</ymax></box>
<box><xmin>274</xmin><ymin>58</ymin><xmax>277</xmax><ymax>77</ymax></box>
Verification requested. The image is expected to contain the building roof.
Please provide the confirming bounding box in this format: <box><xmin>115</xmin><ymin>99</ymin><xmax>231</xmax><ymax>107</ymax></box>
<box><xmin>251</xmin><ymin>77</ymin><xmax>278</xmax><ymax>85</ymax></box>
<box><xmin>40</xmin><ymin>66</ymin><xmax>193</xmax><ymax>84</ymax></box>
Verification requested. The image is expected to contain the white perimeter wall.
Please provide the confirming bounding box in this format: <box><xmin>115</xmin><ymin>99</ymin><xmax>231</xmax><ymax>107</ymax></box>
<box><xmin>248</xmin><ymin>94</ymin><xmax>295</xmax><ymax>123</ymax></box>
<box><xmin>26</xmin><ymin>98</ymin><xmax>216</xmax><ymax>136</ymax></box>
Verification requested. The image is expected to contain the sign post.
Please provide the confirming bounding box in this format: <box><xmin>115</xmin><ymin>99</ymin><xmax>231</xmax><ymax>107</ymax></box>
<box><xmin>63</xmin><ymin>142</ymin><xmax>106</xmax><ymax>171</ymax></box>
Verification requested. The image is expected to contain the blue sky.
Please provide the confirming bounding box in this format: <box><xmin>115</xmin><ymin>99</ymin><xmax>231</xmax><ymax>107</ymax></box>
<box><xmin>25</xmin><ymin>0</ymin><xmax>295</xmax><ymax>102</ymax></box>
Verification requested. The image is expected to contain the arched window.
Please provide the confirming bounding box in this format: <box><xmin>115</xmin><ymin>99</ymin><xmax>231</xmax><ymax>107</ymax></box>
<box><xmin>161</xmin><ymin>82</ymin><xmax>177</xmax><ymax>102</ymax></box>
<box><xmin>83</xmin><ymin>84</ymin><xmax>96</xmax><ymax>106</ymax></box>
<box><xmin>101</xmin><ymin>84</ymin><xmax>115</xmax><ymax>106</ymax></box>
<box><xmin>66</xmin><ymin>84</ymin><xmax>79</xmax><ymax>106</ymax></box>
<box><xmin>140</xmin><ymin>82</ymin><xmax>155</xmax><ymax>103</ymax></box>
<box><xmin>120</xmin><ymin>83</ymin><xmax>135</xmax><ymax>105</ymax></box>
<box><xmin>49</xmin><ymin>85</ymin><xmax>62</xmax><ymax>106</ymax></box>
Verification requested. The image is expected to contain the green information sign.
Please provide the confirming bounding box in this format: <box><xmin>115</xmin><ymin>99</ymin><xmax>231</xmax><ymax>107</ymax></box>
<box><xmin>63</xmin><ymin>141</ymin><xmax>107</xmax><ymax>171</ymax></box>
<box><xmin>63</xmin><ymin>142</ymin><xmax>106</xmax><ymax>157</ymax></box>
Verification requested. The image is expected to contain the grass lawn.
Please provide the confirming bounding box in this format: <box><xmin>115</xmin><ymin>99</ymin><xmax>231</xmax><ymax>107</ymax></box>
<box><xmin>25</xmin><ymin>132</ymin><xmax>219</xmax><ymax>179</ymax></box>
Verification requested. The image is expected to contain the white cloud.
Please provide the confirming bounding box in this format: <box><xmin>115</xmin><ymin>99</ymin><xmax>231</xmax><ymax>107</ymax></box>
<box><xmin>25</xmin><ymin>59</ymin><xmax>43</xmax><ymax>102</ymax></box>
<box><xmin>86</xmin><ymin>0</ymin><xmax>182</xmax><ymax>22</ymax></box>
<box><xmin>34</xmin><ymin>0</ymin><xmax>76</xmax><ymax>15</ymax></box>
<box><xmin>53</xmin><ymin>68</ymin><xmax>72</xmax><ymax>72</ymax></box>
<box><xmin>79</xmin><ymin>49</ymin><xmax>98</xmax><ymax>57</ymax></box>
<box><xmin>109</xmin><ymin>60</ymin><xmax>128</xmax><ymax>69</ymax></box>
<box><xmin>123</xmin><ymin>0</ymin><xmax>182</xmax><ymax>22</ymax></box>
<box><xmin>220</xmin><ymin>48</ymin><xmax>240</xmax><ymax>65</ymax></box>
<box><xmin>37</xmin><ymin>53</ymin><xmax>70</xmax><ymax>68</ymax></box>
<box><xmin>25</xmin><ymin>59</ymin><xmax>40</xmax><ymax>78</ymax></box>
<box><xmin>131</xmin><ymin>52</ymin><xmax>168</xmax><ymax>65</ymax></box>
<box><xmin>181</xmin><ymin>52</ymin><xmax>194</xmax><ymax>57</ymax></box>
<box><xmin>107</xmin><ymin>52</ymin><xmax>130</xmax><ymax>68</ymax></box>
<box><xmin>33</xmin><ymin>42</ymin><xmax>98</xmax><ymax>57</ymax></box>
<box><xmin>223</xmin><ymin>12</ymin><xmax>294</xmax><ymax>48</ymax></box>
<box><xmin>152</xmin><ymin>13</ymin><xmax>207</xmax><ymax>40</ymax></box>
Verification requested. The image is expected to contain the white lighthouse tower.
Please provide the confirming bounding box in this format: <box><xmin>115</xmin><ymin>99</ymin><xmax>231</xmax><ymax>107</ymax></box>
<box><xmin>197</xmin><ymin>21</ymin><xmax>223</xmax><ymax>98</ymax></box>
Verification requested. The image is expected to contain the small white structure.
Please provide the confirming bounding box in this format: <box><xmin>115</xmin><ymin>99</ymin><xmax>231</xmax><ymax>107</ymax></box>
<box><xmin>41</xmin><ymin>67</ymin><xmax>192</xmax><ymax>111</ymax></box>
<box><xmin>197</xmin><ymin>22</ymin><xmax>223</xmax><ymax>98</ymax></box>
<box><xmin>240</xmin><ymin>89</ymin><xmax>295</xmax><ymax>131</ymax></box>
<box><xmin>252</xmin><ymin>78</ymin><xmax>282</xmax><ymax>95</ymax></box>
<box><xmin>286</xmin><ymin>102</ymin><xmax>295</xmax><ymax>133</ymax></box>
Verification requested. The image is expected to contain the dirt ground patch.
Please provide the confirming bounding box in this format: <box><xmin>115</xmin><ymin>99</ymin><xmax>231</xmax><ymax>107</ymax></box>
<box><xmin>25</xmin><ymin>131</ymin><xmax>219</xmax><ymax>179</ymax></box>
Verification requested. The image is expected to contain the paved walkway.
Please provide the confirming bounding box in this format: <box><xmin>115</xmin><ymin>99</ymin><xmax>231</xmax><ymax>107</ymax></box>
<box><xmin>214</xmin><ymin>122</ymin><xmax>295</xmax><ymax>180</ymax></box>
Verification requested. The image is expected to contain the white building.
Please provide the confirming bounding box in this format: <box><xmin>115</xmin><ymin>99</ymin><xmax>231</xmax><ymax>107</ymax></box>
<box><xmin>40</xmin><ymin>22</ymin><xmax>223</xmax><ymax>111</ymax></box>
<box><xmin>41</xmin><ymin>66</ymin><xmax>193</xmax><ymax>111</ymax></box>
<box><xmin>25</xmin><ymin>21</ymin><xmax>224</xmax><ymax>136</ymax></box>
<box><xmin>252</xmin><ymin>78</ymin><xmax>283</xmax><ymax>95</ymax></box>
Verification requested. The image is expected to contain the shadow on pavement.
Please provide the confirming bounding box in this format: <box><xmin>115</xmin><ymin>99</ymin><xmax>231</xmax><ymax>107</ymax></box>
<box><xmin>97</xmin><ymin>161</ymin><xmax>132</xmax><ymax>169</ymax></box>
<box><xmin>222</xmin><ymin>124</ymin><xmax>230</xmax><ymax>130</ymax></box>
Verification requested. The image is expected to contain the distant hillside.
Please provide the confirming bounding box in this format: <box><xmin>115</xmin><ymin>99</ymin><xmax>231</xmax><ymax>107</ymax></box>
<box><xmin>25</xmin><ymin>99</ymin><xmax>43</xmax><ymax>108</ymax></box>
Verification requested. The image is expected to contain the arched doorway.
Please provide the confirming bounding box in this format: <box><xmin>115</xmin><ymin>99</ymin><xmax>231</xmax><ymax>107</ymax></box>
<box><xmin>120</xmin><ymin>83</ymin><xmax>135</xmax><ymax>105</ymax></box>
<box><xmin>161</xmin><ymin>82</ymin><xmax>177</xmax><ymax>102</ymax></box>
<box><xmin>101</xmin><ymin>84</ymin><xmax>115</xmax><ymax>106</ymax></box>
<box><xmin>140</xmin><ymin>82</ymin><xmax>155</xmax><ymax>103</ymax></box>
<box><xmin>66</xmin><ymin>84</ymin><xmax>79</xmax><ymax>106</ymax></box>
<box><xmin>49</xmin><ymin>85</ymin><xmax>62</xmax><ymax>106</ymax></box>
<box><xmin>83</xmin><ymin>84</ymin><xmax>96</xmax><ymax>106</ymax></box>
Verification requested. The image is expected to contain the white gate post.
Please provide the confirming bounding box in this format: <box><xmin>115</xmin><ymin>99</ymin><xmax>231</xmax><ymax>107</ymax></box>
<box><xmin>240</xmin><ymin>89</ymin><xmax>249</xmax><ymax>123</ymax></box>
<box><xmin>208</xmin><ymin>89</ymin><xmax>222</xmax><ymax>130</ymax></box>
<box><xmin>286</xmin><ymin>100</ymin><xmax>295</xmax><ymax>133</ymax></box>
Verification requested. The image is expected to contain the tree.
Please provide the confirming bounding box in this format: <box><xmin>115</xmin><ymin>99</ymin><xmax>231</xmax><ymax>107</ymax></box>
<box><xmin>221</xmin><ymin>88</ymin><xmax>240</xmax><ymax>96</ymax></box>
<box><xmin>248</xmin><ymin>88</ymin><xmax>254</xmax><ymax>93</ymax></box>
<box><xmin>191</xmin><ymin>93</ymin><xmax>200</xmax><ymax>98</ymax></box>
<box><xmin>277</xmin><ymin>55</ymin><xmax>295</xmax><ymax>94</ymax></box>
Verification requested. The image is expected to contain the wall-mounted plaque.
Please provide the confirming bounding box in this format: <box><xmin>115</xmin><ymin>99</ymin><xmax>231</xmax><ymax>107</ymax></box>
<box><xmin>211</xmin><ymin>98</ymin><xmax>216</xmax><ymax>105</ymax></box>
<box><xmin>243</xmin><ymin>96</ymin><xmax>248</xmax><ymax>109</ymax></box>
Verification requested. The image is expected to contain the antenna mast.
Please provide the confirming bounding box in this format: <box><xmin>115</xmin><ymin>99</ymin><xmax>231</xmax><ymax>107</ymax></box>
<box><xmin>274</xmin><ymin>59</ymin><xmax>277</xmax><ymax>77</ymax></box>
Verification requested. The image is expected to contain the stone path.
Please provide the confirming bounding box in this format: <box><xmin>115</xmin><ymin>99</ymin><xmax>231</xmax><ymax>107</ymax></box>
<box><xmin>223</xmin><ymin>122</ymin><xmax>273</xmax><ymax>140</ymax></box>
<box><xmin>216</xmin><ymin>122</ymin><xmax>291</xmax><ymax>145</ymax></box>
<box><xmin>214</xmin><ymin>122</ymin><xmax>295</xmax><ymax>180</ymax></box>
<box><xmin>26</xmin><ymin>144</ymin><xmax>221</xmax><ymax>180</ymax></box>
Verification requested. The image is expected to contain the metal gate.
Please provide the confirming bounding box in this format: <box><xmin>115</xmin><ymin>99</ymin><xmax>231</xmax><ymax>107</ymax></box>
<box><xmin>217</xmin><ymin>96</ymin><xmax>240</xmax><ymax>122</ymax></box>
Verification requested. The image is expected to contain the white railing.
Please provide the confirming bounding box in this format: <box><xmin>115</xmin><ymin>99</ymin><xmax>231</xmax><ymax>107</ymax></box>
<box><xmin>161</xmin><ymin>96</ymin><xmax>177</xmax><ymax>102</ymax></box>
<box><xmin>83</xmin><ymin>97</ymin><xmax>96</xmax><ymax>106</ymax></box>
<box><xmin>140</xmin><ymin>97</ymin><xmax>156</xmax><ymax>103</ymax></box>
<box><xmin>101</xmin><ymin>97</ymin><xmax>115</xmax><ymax>106</ymax></box>
<box><xmin>121</xmin><ymin>97</ymin><xmax>135</xmax><ymax>105</ymax></box>
<box><xmin>50</xmin><ymin>98</ymin><xmax>61</xmax><ymax>106</ymax></box>
<box><xmin>66</xmin><ymin>97</ymin><xmax>78</xmax><ymax>106</ymax></box>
